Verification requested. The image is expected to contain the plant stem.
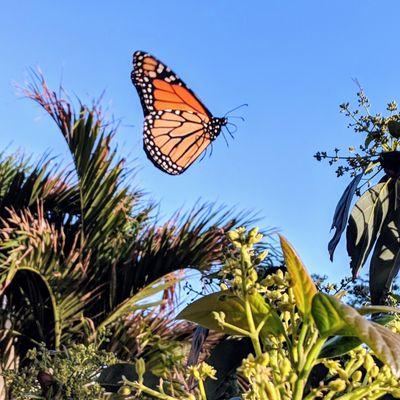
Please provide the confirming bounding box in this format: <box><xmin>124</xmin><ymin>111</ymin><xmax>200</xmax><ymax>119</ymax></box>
<box><xmin>244</xmin><ymin>296</ymin><xmax>262</xmax><ymax>356</ymax></box>
<box><xmin>296</xmin><ymin>320</ymin><xmax>309</xmax><ymax>368</ymax></box>
<box><xmin>198</xmin><ymin>379</ymin><xmax>207</xmax><ymax>400</ymax></box>
<box><xmin>131</xmin><ymin>382</ymin><xmax>178</xmax><ymax>400</ymax></box>
<box><xmin>218</xmin><ymin>320</ymin><xmax>252</xmax><ymax>337</ymax></box>
<box><xmin>292</xmin><ymin>337</ymin><xmax>325</xmax><ymax>400</ymax></box>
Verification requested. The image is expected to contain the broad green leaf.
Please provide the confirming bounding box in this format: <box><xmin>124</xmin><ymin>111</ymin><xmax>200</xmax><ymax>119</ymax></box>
<box><xmin>328</xmin><ymin>172</ymin><xmax>364</xmax><ymax>261</ymax></box>
<box><xmin>370</xmin><ymin>179</ymin><xmax>400</xmax><ymax>304</ymax></box>
<box><xmin>279</xmin><ymin>235</ymin><xmax>317</xmax><ymax>315</ymax></box>
<box><xmin>319</xmin><ymin>315</ymin><xmax>395</xmax><ymax>358</ymax></box>
<box><xmin>312</xmin><ymin>293</ymin><xmax>352</xmax><ymax>337</ymax></box>
<box><xmin>177</xmin><ymin>290</ymin><xmax>284</xmax><ymax>336</ymax></box>
<box><xmin>346</xmin><ymin>179</ymin><xmax>391</xmax><ymax>277</ymax></box>
<box><xmin>319</xmin><ymin>336</ymin><xmax>362</xmax><ymax>359</ymax></box>
<box><xmin>358</xmin><ymin>305</ymin><xmax>400</xmax><ymax>315</ymax></box>
<box><xmin>204</xmin><ymin>337</ymin><xmax>253</xmax><ymax>400</ymax></box>
<box><xmin>98</xmin><ymin>363</ymin><xmax>158</xmax><ymax>392</ymax></box>
<box><xmin>391</xmin><ymin>293</ymin><xmax>400</xmax><ymax>302</ymax></box>
<box><xmin>312</xmin><ymin>293</ymin><xmax>400</xmax><ymax>377</ymax></box>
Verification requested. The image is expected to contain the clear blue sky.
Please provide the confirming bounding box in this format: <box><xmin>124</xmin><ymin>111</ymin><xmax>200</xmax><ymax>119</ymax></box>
<box><xmin>1</xmin><ymin>1</ymin><xmax>400</xmax><ymax>280</ymax></box>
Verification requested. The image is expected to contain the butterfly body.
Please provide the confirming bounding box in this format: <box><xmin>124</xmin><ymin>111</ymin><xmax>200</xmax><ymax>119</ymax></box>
<box><xmin>131</xmin><ymin>51</ymin><xmax>227</xmax><ymax>175</ymax></box>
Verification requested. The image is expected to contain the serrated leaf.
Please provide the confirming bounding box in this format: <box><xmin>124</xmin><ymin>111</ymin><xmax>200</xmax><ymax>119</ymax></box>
<box><xmin>312</xmin><ymin>293</ymin><xmax>400</xmax><ymax>377</ymax></box>
<box><xmin>177</xmin><ymin>290</ymin><xmax>284</xmax><ymax>336</ymax></box>
<box><xmin>328</xmin><ymin>172</ymin><xmax>363</xmax><ymax>261</ymax></box>
<box><xmin>279</xmin><ymin>235</ymin><xmax>317</xmax><ymax>315</ymax></box>
<box><xmin>347</xmin><ymin>179</ymin><xmax>391</xmax><ymax>277</ymax></box>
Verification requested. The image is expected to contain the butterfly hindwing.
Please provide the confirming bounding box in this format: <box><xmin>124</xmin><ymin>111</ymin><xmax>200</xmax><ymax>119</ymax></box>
<box><xmin>143</xmin><ymin>110</ymin><xmax>212</xmax><ymax>175</ymax></box>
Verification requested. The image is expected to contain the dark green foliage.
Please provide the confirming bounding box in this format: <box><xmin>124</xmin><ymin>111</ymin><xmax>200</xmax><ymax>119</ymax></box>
<box><xmin>317</xmin><ymin>90</ymin><xmax>400</xmax><ymax>305</ymax></box>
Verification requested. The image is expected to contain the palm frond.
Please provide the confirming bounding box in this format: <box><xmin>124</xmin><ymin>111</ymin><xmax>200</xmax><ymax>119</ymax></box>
<box><xmin>23</xmin><ymin>75</ymin><xmax>141</xmax><ymax>264</ymax></box>
<box><xmin>115</xmin><ymin>204</ymin><xmax>251</xmax><ymax>300</ymax></box>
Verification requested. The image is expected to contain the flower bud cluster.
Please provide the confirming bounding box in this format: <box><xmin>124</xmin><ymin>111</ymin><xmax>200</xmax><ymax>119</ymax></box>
<box><xmin>320</xmin><ymin>346</ymin><xmax>400</xmax><ymax>397</ymax></box>
<box><xmin>238</xmin><ymin>354</ymin><xmax>275</xmax><ymax>400</ymax></box>
<box><xmin>238</xmin><ymin>351</ymin><xmax>298</xmax><ymax>400</ymax></box>
<box><xmin>188</xmin><ymin>362</ymin><xmax>217</xmax><ymax>381</ymax></box>
<box><xmin>223</xmin><ymin>228</ymin><xmax>267</xmax><ymax>296</ymax></box>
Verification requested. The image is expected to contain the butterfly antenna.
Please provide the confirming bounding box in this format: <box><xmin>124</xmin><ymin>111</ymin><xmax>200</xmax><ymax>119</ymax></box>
<box><xmin>228</xmin><ymin>115</ymin><xmax>245</xmax><ymax>121</ymax></box>
<box><xmin>199</xmin><ymin>142</ymin><xmax>210</xmax><ymax>162</ymax></box>
<box><xmin>226</xmin><ymin>122</ymin><xmax>238</xmax><ymax>136</ymax></box>
<box><xmin>221</xmin><ymin>129</ymin><xmax>230</xmax><ymax>147</ymax></box>
<box><xmin>209</xmin><ymin>141</ymin><xmax>214</xmax><ymax>158</ymax></box>
<box><xmin>224</xmin><ymin>103</ymin><xmax>248</xmax><ymax>117</ymax></box>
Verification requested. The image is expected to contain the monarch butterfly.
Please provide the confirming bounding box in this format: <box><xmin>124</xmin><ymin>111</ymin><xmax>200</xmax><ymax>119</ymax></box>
<box><xmin>131</xmin><ymin>51</ymin><xmax>230</xmax><ymax>175</ymax></box>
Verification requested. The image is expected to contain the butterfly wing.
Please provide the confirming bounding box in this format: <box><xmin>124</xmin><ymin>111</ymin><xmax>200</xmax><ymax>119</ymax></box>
<box><xmin>132</xmin><ymin>51</ymin><xmax>220</xmax><ymax>175</ymax></box>
<box><xmin>132</xmin><ymin>51</ymin><xmax>213</xmax><ymax>118</ymax></box>
<box><xmin>143</xmin><ymin>110</ymin><xmax>213</xmax><ymax>175</ymax></box>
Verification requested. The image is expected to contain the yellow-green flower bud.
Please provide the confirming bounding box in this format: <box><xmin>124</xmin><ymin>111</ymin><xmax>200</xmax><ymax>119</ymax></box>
<box><xmin>188</xmin><ymin>365</ymin><xmax>201</xmax><ymax>380</ymax></box>
<box><xmin>250</xmin><ymin>269</ymin><xmax>258</xmax><ymax>283</ymax></box>
<box><xmin>364</xmin><ymin>354</ymin><xmax>375</xmax><ymax>372</ymax></box>
<box><xmin>351</xmin><ymin>370</ymin><xmax>362</xmax><ymax>382</ymax></box>
<box><xmin>255</xmin><ymin>250</ymin><xmax>269</xmax><ymax>264</ymax></box>
<box><xmin>135</xmin><ymin>358</ymin><xmax>146</xmax><ymax>379</ymax></box>
<box><xmin>232</xmin><ymin>240</ymin><xmax>242</xmax><ymax>249</ymax></box>
<box><xmin>369</xmin><ymin>365</ymin><xmax>379</xmax><ymax>378</ymax></box>
<box><xmin>391</xmin><ymin>388</ymin><xmax>400</xmax><ymax>398</ymax></box>
<box><xmin>259</xmin><ymin>353</ymin><xmax>270</xmax><ymax>366</ymax></box>
<box><xmin>118</xmin><ymin>386</ymin><xmax>132</xmax><ymax>396</ymax></box>
<box><xmin>390</xmin><ymin>377</ymin><xmax>398</xmax><ymax>387</ymax></box>
<box><xmin>276</xmin><ymin>269</ymin><xmax>284</xmax><ymax>279</ymax></box>
<box><xmin>328</xmin><ymin>378</ymin><xmax>346</xmax><ymax>392</ymax></box>
<box><xmin>198</xmin><ymin>362</ymin><xmax>217</xmax><ymax>380</ymax></box>
<box><xmin>248</xmin><ymin>227</ymin><xmax>260</xmax><ymax>244</ymax></box>
<box><xmin>279</xmin><ymin>358</ymin><xmax>292</xmax><ymax>377</ymax></box>
<box><xmin>289</xmin><ymin>372</ymin><xmax>298</xmax><ymax>384</ymax></box>
<box><xmin>227</xmin><ymin>230</ymin><xmax>240</xmax><ymax>242</ymax></box>
<box><xmin>261</xmin><ymin>275</ymin><xmax>275</xmax><ymax>287</ymax></box>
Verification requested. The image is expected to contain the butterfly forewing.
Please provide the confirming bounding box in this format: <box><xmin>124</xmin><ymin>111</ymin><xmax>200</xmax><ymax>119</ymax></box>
<box><xmin>132</xmin><ymin>51</ymin><xmax>212</xmax><ymax>117</ymax></box>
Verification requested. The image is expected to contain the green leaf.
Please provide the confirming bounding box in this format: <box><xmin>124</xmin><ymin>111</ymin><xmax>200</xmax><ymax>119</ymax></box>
<box><xmin>370</xmin><ymin>179</ymin><xmax>400</xmax><ymax>304</ymax></box>
<box><xmin>312</xmin><ymin>293</ymin><xmax>352</xmax><ymax>337</ymax></box>
<box><xmin>312</xmin><ymin>293</ymin><xmax>400</xmax><ymax>377</ymax></box>
<box><xmin>328</xmin><ymin>172</ymin><xmax>364</xmax><ymax>261</ymax></box>
<box><xmin>204</xmin><ymin>337</ymin><xmax>253</xmax><ymax>400</ymax></box>
<box><xmin>357</xmin><ymin>305</ymin><xmax>400</xmax><ymax>315</ymax></box>
<box><xmin>319</xmin><ymin>336</ymin><xmax>363</xmax><ymax>359</ymax></box>
<box><xmin>94</xmin><ymin>275</ymin><xmax>180</xmax><ymax>338</ymax></box>
<box><xmin>319</xmin><ymin>315</ymin><xmax>395</xmax><ymax>358</ymax></box>
<box><xmin>98</xmin><ymin>363</ymin><xmax>158</xmax><ymax>393</ymax></box>
<box><xmin>346</xmin><ymin>179</ymin><xmax>391</xmax><ymax>277</ymax></box>
<box><xmin>279</xmin><ymin>235</ymin><xmax>317</xmax><ymax>315</ymax></box>
<box><xmin>390</xmin><ymin>293</ymin><xmax>400</xmax><ymax>302</ymax></box>
<box><xmin>177</xmin><ymin>290</ymin><xmax>284</xmax><ymax>336</ymax></box>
